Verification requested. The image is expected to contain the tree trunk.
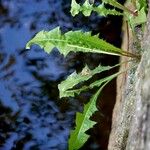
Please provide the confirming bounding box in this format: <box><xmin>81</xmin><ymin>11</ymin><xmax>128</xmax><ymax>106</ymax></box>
<box><xmin>108</xmin><ymin>1</ymin><xmax>150</xmax><ymax>150</ymax></box>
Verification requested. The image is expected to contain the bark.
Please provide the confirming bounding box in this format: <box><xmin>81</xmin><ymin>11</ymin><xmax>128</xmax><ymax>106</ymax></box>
<box><xmin>108</xmin><ymin>1</ymin><xmax>150</xmax><ymax>150</ymax></box>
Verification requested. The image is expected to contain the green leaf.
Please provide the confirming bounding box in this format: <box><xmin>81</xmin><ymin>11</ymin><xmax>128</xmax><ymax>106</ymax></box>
<box><xmin>26</xmin><ymin>27</ymin><xmax>136</xmax><ymax>58</ymax></box>
<box><xmin>102</xmin><ymin>0</ymin><xmax>127</xmax><ymax>12</ymax></box>
<box><xmin>123</xmin><ymin>0</ymin><xmax>147</xmax><ymax>31</ymax></box>
<box><xmin>68</xmin><ymin>72</ymin><xmax>117</xmax><ymax>150</ymax></box>
<box><xmin>70</xmin><ymin>0</ymin><xmax>122</xmax><ymax>17</ymax></box>
<box><xmin>93</xmin><ymin>3</ymin><xmax>123</xmax><ymax>16</ymax></box>
<box><xmin>128</xmin><ymin>7</ymin><xmax>147</xmax><ymax>29</ymax></box>
<box><xmin>89</xmin><ymin>72</ymin><xmax>119</xmax><ymax>88</ymax></box>
<box><xmin>58</xmin><ymin>65</ymin><xmax>113</xmax><ymax>98</ymax></box>
<box><xmin>70</xmin><ymin>0</ymin><xmax>81</xmax><ymax>16</ymax></box>
<box><xmin>136</xmin><ymin>0</ymin><xmax>147</xmax><ymax>12</ymax></box>
<box><xmin>68</xmin><ymin>87</ymin><xmax>101</xmax><ymax>150</ymax></box>
<box><xmin>82</xmin><ymin>0</ymin><xmax>93</xmax><ymax>16</ymax></box>
<box><xmin>135</xmin><ymin>0</ymin><xmax>147</xmax><ymax>25</ymax></box>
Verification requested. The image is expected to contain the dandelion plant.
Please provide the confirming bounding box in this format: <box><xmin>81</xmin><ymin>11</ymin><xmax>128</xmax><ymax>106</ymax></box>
<box><xmin>26</xmin><ymin>0</ymin><xmax>147</xmax><ymax>149</ymax></box>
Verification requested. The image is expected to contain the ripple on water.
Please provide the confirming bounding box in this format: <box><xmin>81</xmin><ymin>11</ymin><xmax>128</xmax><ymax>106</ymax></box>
<box><xmin>0</xmin><ymin>0</ymin><xmax>106</xmax><ymax>149</ymax></box>
<box><xmin>0</xmin><ymin>0</ymin><xmax>75</xmax><ymax>149</ymax></box>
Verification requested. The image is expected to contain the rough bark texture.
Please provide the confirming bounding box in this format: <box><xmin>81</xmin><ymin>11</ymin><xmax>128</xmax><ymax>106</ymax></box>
<box><xmin>108</xmin><ymin>1</ymin><xmax>150</xmax><ymax>150</ymax></box>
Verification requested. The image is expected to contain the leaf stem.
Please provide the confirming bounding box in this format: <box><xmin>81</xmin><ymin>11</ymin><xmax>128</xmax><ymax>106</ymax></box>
<box><xmin>121</xmin><ymin>50</ymin><xmax>141</xmax><ymax>59</ymax></box>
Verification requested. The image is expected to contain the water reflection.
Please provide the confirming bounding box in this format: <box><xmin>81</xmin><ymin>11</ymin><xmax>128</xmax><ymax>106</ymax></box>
<box><xmin>0</xmin><ymin>0</ymin><xmax>121</xmax><ymax>149</ymax></box>
<box><xmin>0</xmin><ymin>0</ymin><xmax>77</xmax><ymax>149</ymax></box>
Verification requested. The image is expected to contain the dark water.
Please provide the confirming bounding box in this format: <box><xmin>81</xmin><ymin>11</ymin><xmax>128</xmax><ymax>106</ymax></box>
<box><xmin>0</xmin><ymin>0</ymin><xmax>122</xmax><ymax>149</ymax></box>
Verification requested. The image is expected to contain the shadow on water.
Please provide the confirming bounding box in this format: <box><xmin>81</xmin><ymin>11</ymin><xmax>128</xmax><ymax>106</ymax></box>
<box><xmin>0</xmin><ymin>0</ymin><xmax>122</xmax><ymax>149</ymax></box>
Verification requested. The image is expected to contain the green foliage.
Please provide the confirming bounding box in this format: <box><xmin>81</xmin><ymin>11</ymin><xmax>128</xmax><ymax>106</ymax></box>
<box><xmin>128</xmin><ymin>7</ymin><xmax>147</xmax><ymax>29</ymax></box>
<box><xmin>126</xmin><ymin>0</ymin><xmax>147</xmax><ymax>29</ymax></box>
<box><xmin>70</xmin><ymin>0</ymin><xmax>122</xmax><ymax>17</ymax></box>
<box><xmin>59</xmin><ymin>64</ymin><xmax>121</xmax><ymax>149</ymax></box>
<box><xmin>26</xmin><ymin>0</ymin><xmax>147</xmax><ymax>149</ymax></box>
<box><xmin>59</xmin><ymin>65</ymin><xmax>112</xmax><ymax>98</ymax></box>
<box><xmin>58</xmin><ymin>64</ymin><xmax>121</xmax><ymax>98</ymax></box>
<box><xmin>70</xmin><ymin>0</ymin><xmax>139</xmax><ymax>17</ymax></box>
<box><xmin>71</xmin><ymin>0</ymin><xmax>147</xmax><ymax>31</ymax></box>
<box><xmin>68</xmin><ymin>86</ymin><xmax>102</xmax><ymax>150</ymax></box>
<box><xmin>26</xmin><ymin>27</ymin><xmax>137</xmax><ymax>58</ymax></box>
<box><xmin>136</xmin><ymin>0</ymin><xmax>147</xmax><ymax>11</ymax></box>
<box><xmin>58</xmin><ymin>63</ymin><xmax>121</xmax><ymax>149</ymax></box>
<box><xmin>102</xmin><ymin>0</ymin><xmax>131</xmax><ymax>12</ymax></box>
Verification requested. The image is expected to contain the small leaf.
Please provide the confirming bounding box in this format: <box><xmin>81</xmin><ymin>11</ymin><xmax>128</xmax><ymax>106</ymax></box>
<box><xmin>102</xmin><ymin>0</ymin><xmax>126</xmax><ymax>11</ymax></box>
<box><xmin>136</xmin><ymin>0</ymin><xmax>147</xmax><ymax>12</ymax></box>
<box><xmin>58</xmin><ymin>65</ymin><xmax>113</xmax><ymax>98</ymax></box>
<box><xmin>128</xmin><ymin>7</ymin><xmax>147</xmax><ymax>29</ymax></box>
<box><xmin>89</xmin><ymin>72</ymin><xmax>119</xmax><ymax>88</ymax></box>
<box><xmin>70</xmin><ymin>0</ymin><xmax>122</xmax><ymax>17</ymax></box>
<box><xmin>26</xmin><ymin>27</ymin><xmax>136</xmax><ymax>58</ymax></box>
<box><xmin>70</xmin><ymin>0</ymin><xmax>81</xmax><ymax>16</ymax></box>
<box><xmin>134</xmin><ymin>7</ymin><xmax>147</xmax><ymax>24</ymax></box>
<box><xmin>93</xmin><ymin>3</ymin><xmax>123</xmax><ymax>16</ymax></box>
<box><xmin>68</xmin><ymin>87</ymin><xmax>100</xmax><ymax>150</ymax></box>
<box><xmin>82</xmin><ymin>0</ymin><xmax>93</xmax><ymax>16</ymax></box>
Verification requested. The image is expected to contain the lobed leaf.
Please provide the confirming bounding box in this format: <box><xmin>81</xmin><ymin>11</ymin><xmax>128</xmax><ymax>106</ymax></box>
<box><xmin>70</xmin><ymin>0</ymin><xmax>122</xmax><ymax>17</ymax></box>
<box><xmin>125</xmin><ymin>0</ymin><xmax>147</xmax><ymax>30</ymax></box>
<box><xmin>58</xmin><ymin>63</ymin><xmax>123</xmax><ymax>98</ymax></box>
<box><xmin>128</xmin><ymin>7</ymin><xmax>147</xmax><ymax>29</ymax></box>
<box><xmin>58</xmin><ymin>65</ymin><xmax>113</xmax><ymax>98</ymax></box>
<box><xmin>89</xmin><ymin>72</ymin><xmax>119</xmax><ymax>88</ymax></box>
<box><xmin>26</xmin><ymin>27</ymin><xmax>136</xmax><ymax>58</ymax></box>
<box><xmin>136</xmin><ymin>0</ymin><xmax>147</xmax><ymax>12</ymax></box>
<box><xmin>68</xmin><ymin>72</ymin><xmax>117</xmax><ymax>150</ymax></box>
<box><xmin>68</xmin><ymin>87</ymin><xmax>101</xmax><ymax>150</ymax></box>
<box><xmin>102</xmin><ymin>0</ymin><xmax>127</xmax><ymax>11</ymax></box>
<box><xmin>70</xmin><ymin>0</ymin><xmax>81</xmax><ymax>16</ymax></box>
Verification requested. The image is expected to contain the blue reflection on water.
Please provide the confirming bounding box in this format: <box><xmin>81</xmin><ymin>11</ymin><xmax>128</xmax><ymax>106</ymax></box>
<box><xmin>0</xmin><ymin>0</ymin><xmax>75</xmax><ymax>149</ymax></box>
<box><xmin>0</xmin><ymin>0</ymin><xmax>104</xmax><ymax>149</ymax></box>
